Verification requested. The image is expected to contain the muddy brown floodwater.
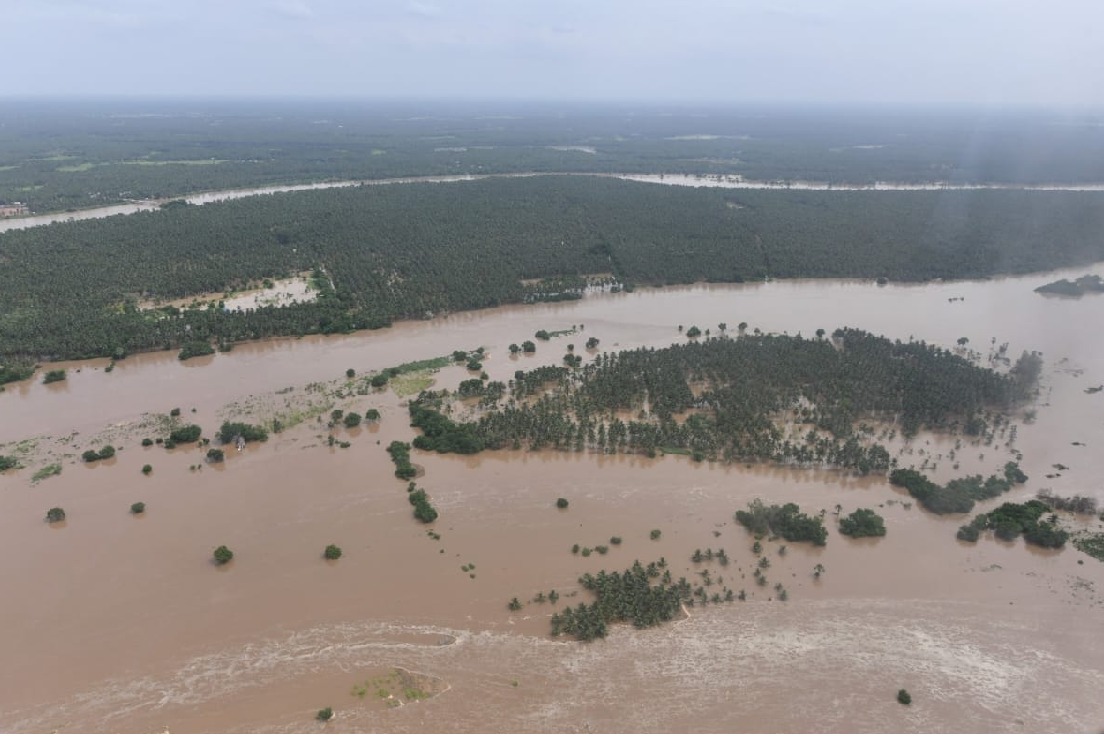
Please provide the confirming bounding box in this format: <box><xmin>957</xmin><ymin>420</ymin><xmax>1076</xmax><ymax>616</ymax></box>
<box><xmin>3</xmin><ymin>266</ymin><xmax>1104</xmax><ymax>732</ymax></box>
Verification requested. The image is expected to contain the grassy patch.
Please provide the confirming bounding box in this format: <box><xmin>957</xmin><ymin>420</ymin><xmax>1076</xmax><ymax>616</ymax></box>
<box><xmin>1073</xmin><ymin>532</ymin><xmax>1104</xmax><ymax>562</ymax></box>
<box><xmin>391</xmin><ymin>370</ymin><xmax>435</xmax><ymax>397</ymax></box>
<box><xmin>32</xmin><ymin>464</ymin><xmax>62</xmax><ymax>483</ymax></box>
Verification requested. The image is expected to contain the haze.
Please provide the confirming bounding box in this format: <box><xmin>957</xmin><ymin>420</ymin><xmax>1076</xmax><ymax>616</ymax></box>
<box><xmin>1</xmin><ymin>0</ymin><xmax>1102</xmax><ymax>106</ymax></box>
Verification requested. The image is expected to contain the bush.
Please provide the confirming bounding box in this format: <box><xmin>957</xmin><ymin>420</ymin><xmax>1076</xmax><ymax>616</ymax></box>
<box><xmin>46</xmin><ymin>507</ymin><xmax>66</xmax><ymax>523</ymax></box>
<box><xmin>610</xmin><ymin>536</ymin><xmax>622</xmax><ymax>545</ymax></box>
<box><xmin>897</xmin><ymin>689</ymin><xmax>912</xmax><ymax>705</ymax></box>
<box><xmin>169</xmin><ymin>424</ymin><xmax>202</xmax><ymax>443</ymax></box>
<box><xmin>387</xmin><ymin>441</ymin><xmax>417</xmax><ymax>479</ymax></box>
<box><xmin>650</xmin><ymin>529</ymin><xmax>662</xmax><ymax>540</ymax></box>
<box><xmin>345</xmin><ymin>368</ymin><xmax>355</xmax><ymax>378</ymax></box>
<box><xmin>838</xmin><ymin>508</ymin><xmax>887</xmax><ymax>538</ymax></box>
<box><xmin>342</xmin><ymin>412</ymin><xmax>362</xmax><ymax>428</ymax></box>
<box><xmin>316</xmin><ymin>707</ymin><xmax>334</xmax><ymax>722</ymax></box>
<box><xmin>131</xmin><ymin>502</ymin><xmax>146</xmax><ymax>514</ymax></box>
<box><xmin>324</xmin><ymin>544</ymin><xmax>343</xmax><ymax>560</ymax></box>
<box><xmin>365</xmin><ymin>408</ymin><xmax>381</xmax><ymax>421</ymax></box>
<box><xmin>0</xmin><ymin>455</ymin><xmax>17</xmax><ymax>471</ymax></box>
<box><xmin>213</xmin><ymin>545</ymin><xmax>234</xmax><ymax>565</ymax></box>
<box><xmin>685</xmin><ymin>326</ymin><xmax>702</xmax><ymax>338</ymax></box>
<box><xmin>370</xmin><ymin>373</ymin><xmax>389</xmax><ymax>388</ymax></box>
<box><xmin>141</xmin><ymin>438</ymin><xmax>154</xmax><ymax>447</ymax></box>
<box><xmin>508</xmin><ymin>597</ymin><xmax>523</xmax><ymax>611</ymax></box>
<box><xmin>218</xmin><ymin>421</ymin><xmax>268</xmax><ymax>444</ymax></box>
<box><xmin>408</xmin><ymin>487</ymin><xmax>439</xmax><ymax>523</ymax></box>
<box><xmin>522</xmin><ymin>340</ymin><xmax>536</xmax><ymax>353</ymax></box>
<box><xmin>206</xmin><ymin>448</ymin><xmax>225</xmax><ymax>463</ymax></box>
<box><xmin>43</xmin><ymin>369</ymin><xmax>66</xmax><ymax>384</ymax></box>
<box><xmin>556</xmin><ymin>497</ymin><xmax>569</xmax><ymax>509</ymax></box>
<box><xmin>169</xmin><ymin>407</ymin><xmax>181</xmax><ymax>417</ymax></box>
<box><xmin>82</xmin><ymin>445</ymin><xmax>116</xmax><ymax>462</ymax></box>
<box><xmin>141</xmin><ymin>464</ymin><xmax>153</xmax><ymax>475</ymax></box>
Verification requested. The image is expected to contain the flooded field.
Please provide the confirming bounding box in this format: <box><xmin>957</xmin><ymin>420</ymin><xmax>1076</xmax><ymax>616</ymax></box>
<box><xmin>2</xmin><ymin>266</ymin><xmax>1104</xmax><ymax>732</ymax></box>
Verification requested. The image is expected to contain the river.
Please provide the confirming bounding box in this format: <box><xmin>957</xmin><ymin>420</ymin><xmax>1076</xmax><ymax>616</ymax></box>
<box><xmin>1</xmin><ymin>268</ymin><xmax>1103</xmax><ymax>732</ymax></box>
<box><xmin>4</xmin><ymin>171</ymin><xmax>1104</xmax><ymax>234</ymax></box>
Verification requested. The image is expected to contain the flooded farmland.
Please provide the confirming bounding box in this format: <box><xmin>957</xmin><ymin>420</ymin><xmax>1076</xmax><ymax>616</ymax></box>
<box><xmin>2</xmin><ymin>266</ymin><xmax>1104</xmax><ymax>732</ymax></box>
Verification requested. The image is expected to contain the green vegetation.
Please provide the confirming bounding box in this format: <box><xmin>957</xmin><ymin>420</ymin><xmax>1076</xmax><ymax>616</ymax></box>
<box><xmin>5</xmin><ymin>164</ymin><xmax>1104</xmax><ymax>365</ymax></box>
<box><xmin>42</xmin><ymin>369</ymin><xmax>66</xmax><ymax>384</ymax></box>
<box><xmin>81</xmin><ymin>445</ymin><xmax>116</xmax><ymax>462</ymax></box>
<box><xmin>897</xmin><ymin>689</ymin><xmax>912</xmax><ymax>706</ymax></box>
<box><xmin>387</xmin><ymin>441</ymin><xmax>417</xmax><ymax>480</ymax></box>
<box><xmin>0</xmin><ymin>362</ymin><xmax>35</xmax><ymax>387</ymax></box>
<box><xmin>32</xmin><ymin>464</ymin><xmax>61</xmax><ymax>482</ymax></box>
<box><xmin>407</xmin><ymin>482</ymin><xmax>439</xmax><ymax>523</ymax></box>
<box><xmin>508</xmin><ymin>597</ymin><xmax>523</xmax><ymax>611</ymax></box>
<box><xmin>217</xmin><ymin>421</ymin><xmax>268</xmax><ymax>444</ymax></box>
<box><xmin>213</xmin><ymin>545</ymin><xmax>234</xmax><ymax>565</ymax></box>
<box><xmin>206</xmin><ymin>448</ymin><xmax>225</xmax><ymax>463</ymax></box>
<box><xmin>141</xmin><ymin>437</ymin><xmax>154</xmax><ymax>447</ymax></box>
<box><xmin>1035</xmin><ymin>274</ymin><xmax>1104</xmax><ymax>296</ymax></box>
<box><xmin>178</xmin><ymin>341</ymin><xmax>215</xmax><ymax>361</ymax></box>
<box><xmin>46</xmin><ymin>507</ymin><xmax>66</xmax><ymax>523</ymax></box>
<box><xmin>838</xmin><ymin>508</ymin><xmax>887</xmax><ymax>538</ymax></box>
<box><xmin>556</xmin><ymin>497</ymin><xmax>569</xmax><ymax>509</ymax></box>
<box><xmin>549</xmin><ymin>559</ymin><xmax>735</xmax><ymax>641</ymax></box>
<box><xmin>342</xmin><ymin>412</ymin><xmax>362</xmax><ymax>428</ymax></box>
<box><xmin>650</xmin><ymin>529</ymin><xmax>662</xmax><ymax>540</ymax></box>
<box><xmin>141</xmin><ymin>464</ymin><xmax>152</xmax><ymax>475</ymax></box>
<box><xmin>324</xmin><ymin>544</ymin><xmax>343</xmax><ymax>560</ymax></box>
<box><xmin>0</xmin><ymin>455</ymin><xmax>18</xmax><ymax>471</ymax></box>
<box><xmin>1073</xmin><ymin>532</ymin><xmax>1104</xmax><ymax>562</ymax></box>
<box><xmin>130</xmin><ymin>502</ymin><xmax>146</xmax><ymax>514</ymax></box>
<box><xmin>168</xmin><ymin>424</ymin><xmax>202</xmax><ymax>443</ymax></box>
<box><xmin>890</xmin><ymin>462</ymin><xmax>1028</xmax><ymax>515</ymax></box>
<box><xmin>408</xmin><ymin>402</ymin><xmax>485</xmax><ymax>454</ymax></box>
<box><xmin>365</xmin><ymin>409</ymin><xmax>381</xmax><ymax>422</ymax></box>
<box><xmin>431</xmin><ymin>330</ymin><xmax>1032</xmax><ymax>473</ymax></box>
<box><xmin>735</xmin><ymin>499</ymin><xmax>828</xmax><ymax>546</ymax></box>
<box><xmin>316</xmin><ymin>708</ymin><xmax>334</xmax><ymax>722</ymax></box>
<box><xmin>957</xmin><ymin>500</ymin><xmax>1068</xmax><ymax>548</ymax></box>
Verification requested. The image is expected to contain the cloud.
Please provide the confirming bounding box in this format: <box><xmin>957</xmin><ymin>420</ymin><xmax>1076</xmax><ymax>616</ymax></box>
<box><xmin>407</xmin><ymin>1</ymin><xmax>440</xmax><ymax>19</ymax></box>
<box><xmin>272</xmin><ymin>0</ymin><xmax>313</xmax><ymax>19</ymax></box>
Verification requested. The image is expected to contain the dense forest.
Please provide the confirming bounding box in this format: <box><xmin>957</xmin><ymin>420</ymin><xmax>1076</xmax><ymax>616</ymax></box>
<box><xmin>3</xmin><ymin>102</ymin><xmax>1104</xmax><ymax>214</ymax></box>
<box><xmin>3</xmin><ymin>174</ymin><xmax>1103</xmax><ymax>366</ymax></box>
<box><xmin>407</xmin><ymin>329</ymin><xmax>1035</xmax><ymax>473</ymax></box>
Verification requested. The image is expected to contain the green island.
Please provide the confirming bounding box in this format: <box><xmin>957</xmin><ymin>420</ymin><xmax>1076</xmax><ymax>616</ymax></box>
<box><xmin>406</xmin><ymin>329</ymin><xmax>1038</xmax><ymax>474</ymax></box>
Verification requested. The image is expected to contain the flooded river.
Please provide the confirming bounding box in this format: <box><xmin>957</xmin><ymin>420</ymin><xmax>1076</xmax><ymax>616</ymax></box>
<box><xmin>2</xmin><ymin>267</ymin><xmax>1104</xmax><ymax>732</ymax></box>
<box><xmin>4</xmin><ymin>171</ymin><xmax>1104</xmax><ymax>234</ymax></box>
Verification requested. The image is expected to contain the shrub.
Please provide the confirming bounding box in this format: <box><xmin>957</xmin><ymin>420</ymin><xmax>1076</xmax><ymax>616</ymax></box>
<box><xmin>218</xmin><ymin>421</ymin><xmax>268</xmax><ymax>444</ymax></box>
<box><xmin>556</xmin><ymin>497</ymin><xmax>569</xmax><ymax>509</ymax></box>
<box><xmin>206</xmin><ymin>448</ymin><xmax>225</xmax><ymax>463</ymax></box>
<box><xmin>0</xmin><ymin>455</ymin><xmax>17</xmax><ymax>471</ymax></box>
<box><xmin>686</xmin><ymin>326</ymin><xmax>702</xmax><ymax>338</ymax></box>
<box><xmin>535</xmin><ymin>330</ymin><xmax>551</xmax><ymax>341</ymax></box>
<box><xmin>521</xmin><ymin>340</ymin><xmax>536</xmax><ymax>353</ymax></box>
<box><xmin>365</xmin><ymin>408</ymin><xmax>381</xmax><ymax>421</ymax></box>
<box><xmin>838</xmin><ymin>508</ymin><xmax>887</xmax><ymax>538</ymax></box>
<box><xmin>46</xmin><ymin>507</ymin><xmax>66</xmax><ymax>523</ymax></box>
<box><xmin>131</xmin><ymin>502</ymin><xmax>146</xmax><ymax>514</ymax></box>
<box><xmin>43</xmin><ymin>369</ymin><xmax>66</xmax><ymax>384</ymax></box>
<box><xmin>141</xmin><ymin>438</ymin><xmax>154</xmax><ymax>447</ymax></box>
<box><xmin>169</xmin><ymin>407</ymin><xmax>181</xmax><ymax>417</ymax></box>
<box><xmin>343</xmin><ymin>412</ymin><xmax>362</xmax><ymax>428</ymax></box>
<box><xmin>169</xmin><ymin>424</ymin><xmax>202</xmax><ymax>443</ymax></box>
<box><xmin>141</xmin><ymin>464</ymin><xmax>153</xmax><ymax>475</ymax></box>
<box><xmin>324</xmin><ymin>544</ymin><xmax>343</xmax><ymax>560</ymax></box>
<box><xmin>508</xmin><ymin>597</ymin><xmax>523</xmax><ymax>611</ymax></box>
<box><xmin>370</xmin><ymin>373</ymin><xmax>389</xmax><ymax>388</ymax></box>
<box><xmin>82</xmin><ymin>445</ymin><xmax>116</xmax><ymax>462</ymax></box>
<box><xmin>650</xmin><ymin>529</ymin><xmax>662</xmax><ymax>540</ymax></box>
<box><xmin>345</xmin><ymin>368</ymin><xmax>355</xmax><ymax>378</ymax></box>
<box><xmin>897</xmin><ymin>689</ymin><xmax>912</xmax><ymax>705</ymax></box>
<box><xmin>213</xmin><ymin>545</ymin><xmax>234</xmax><ymax>565</ymax></box>
<box><xmin>610</xmin><ymin>536</ymin><xmax>622</xmax><ymax>545</ymax></box>
<box><xmin>316</xmin><ymin>707</ymin><xmax>334</xmax><ymax>722</ymax></box>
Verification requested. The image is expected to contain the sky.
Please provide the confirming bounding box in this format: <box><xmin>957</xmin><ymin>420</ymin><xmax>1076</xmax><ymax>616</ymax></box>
<box><xmin>1</xmin><ymin>0</ymin><xmax>1102</xmax><ymax>106</ymax></box>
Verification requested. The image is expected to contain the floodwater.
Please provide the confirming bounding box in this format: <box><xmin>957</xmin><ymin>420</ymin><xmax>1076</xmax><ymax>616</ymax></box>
<box><xmin>2</xmin><ymin>267</ymin><xmax>1104</xmax><ymax>732</ymax></box>
<box><xmin>3</xmin><ymin>171</ymin><xmax>1104</xmax><ymax>233</ymax></box>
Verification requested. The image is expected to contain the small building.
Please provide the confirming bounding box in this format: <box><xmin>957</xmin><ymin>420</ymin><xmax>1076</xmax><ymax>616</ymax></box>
<box><xmin>0</xmin><ymin>202</ymin><xmax>29</xmax><ymax>218</ymax></box>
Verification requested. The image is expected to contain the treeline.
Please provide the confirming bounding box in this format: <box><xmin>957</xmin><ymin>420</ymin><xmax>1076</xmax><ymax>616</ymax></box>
<box><xmin>889</xmin><ymin>462</ymin><xmax>1028</xmax><ymax>515</ymax></box>
<box><xmin>956</xmin><ymin>500</ymin><xmax>1068</xmax><ymax>548</ymax></box>
<box><xmin>446</xmin><ymin>330</ymin><xmax>1031</xmax><ymax>473</ymax></box>
<box><xmin>3</xmin><ymin>175</ymin><xmax>1104</xmax><ymax>362</ymax></box>
<box><xmin>735</xmin><ymin>499</ymin><xmax>828</xmax><ymax>545</ymax></box>
<box><xmin>5</xmin><ymin>103</ymin><xmax>1104</xmax><ymax>213</ymax></box>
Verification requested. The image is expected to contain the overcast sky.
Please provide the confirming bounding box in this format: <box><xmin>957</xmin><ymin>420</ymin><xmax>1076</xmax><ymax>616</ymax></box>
<box><xmin>1</xmin><ymin>0</ymin><xmax>1101</xmax><ymax>106</ymax></box>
